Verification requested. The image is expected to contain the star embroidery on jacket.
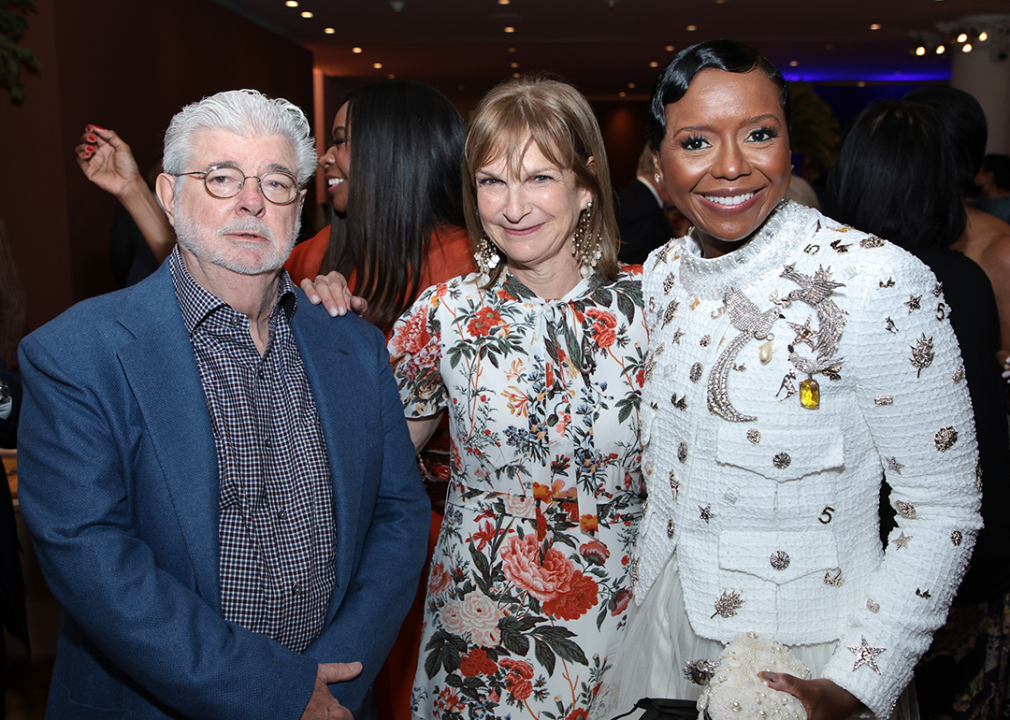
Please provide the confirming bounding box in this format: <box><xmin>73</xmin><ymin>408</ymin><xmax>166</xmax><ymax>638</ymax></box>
<box><xmin>886</xmin><ymin>457</ymin><xmax>904</xmax><ymax>474</ymax></box>
<box><xmin>672</xmin><ymin>329</ymin><xmax>685</xmax><ymax>345</ymax></box>
<box><xmin>905</xmin><ymin>295</ymin><xmax>922</xmax><ymax>314</ymax></box>
<box><xmin>893</xmin><ymin>532</ymin><xmax>912</xmax><ymax>549</ymax></box>
<box><xmin>699</xmin><ymin>504</ymin><xmax>716</xmax><ymax>523</ymax></box>
<box><xmin>848</xmin><ymin>636</ymin><xmax>885</xmax><ymax>674</ymax></box>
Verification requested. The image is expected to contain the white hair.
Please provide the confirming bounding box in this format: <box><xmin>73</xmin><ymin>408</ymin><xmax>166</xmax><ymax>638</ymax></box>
<box><xmin>162</xmin><ymin>89</ymin><xmax>317</xmax><ymax>184</ymax></box>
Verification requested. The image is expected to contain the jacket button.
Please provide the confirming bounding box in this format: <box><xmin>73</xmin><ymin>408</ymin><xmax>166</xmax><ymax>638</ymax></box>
<box><xmin>770</xmin><ymin>550</ymin><xmax>790</xmax><ymax>570</ymax></box>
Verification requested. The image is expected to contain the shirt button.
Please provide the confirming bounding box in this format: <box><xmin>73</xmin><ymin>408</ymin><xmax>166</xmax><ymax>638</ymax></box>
<box><xmin>229</xmin><ymin>316</ymin><xmax>241</xmax><ymax>327</ymax></box>
<box><xmin>276</xmin><ymin>510</ymin><xmax>287</xmax><ymax>521</ymax></box>
<box><xmin>265</xmin><ymin>439</ymin><xmax>272</xmax><ymax>448</ymax></box>
<box><xmin>257</xmin><ymin>369</ymin><xmax>265</xmax><ymax>379</ymax></box>
<box><xmin>291</xmin><ymin>583</ymin><xmax>302</xmax><ymax>596</ymax></box>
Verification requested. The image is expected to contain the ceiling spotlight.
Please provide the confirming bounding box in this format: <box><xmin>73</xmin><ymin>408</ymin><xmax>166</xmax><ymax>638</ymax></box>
<box><xmin>352</xmin><ymin>47</ymin><xmax>363</xmax><ymax>53</ymax></box>
<box><xmin>510</xmin><ymin>62</ymin><xmax>519</xmax><ymax>68</ymax></box>
<box><xmin>499</xmin><ymin>0</ymin><xmax>510</xmax><ymax>3</ymax></box>
<box><xmin>388</xmin><ymin>74</ymin><xmax>396</xmax><ymax>79</ymax></box>
<box><xmin>628</xmin><ymin>82</ymin><xmax>636</xmax><ymax>89</ymax></box>
<box><xmin>324</xmin><ymin>27</ymin><xmax>335</xmax><ymax>34</ymax></box>
<box><xmin>285</xmin><ymin>1</ymin><xmax>298</xmax><ymax>6</ymax></box>
<box><xmin>936</xmin><ymin>45</ymin><xmax>946</xmax><ymax>54</ymax></box>
<box><xmin>789</xmin><ymin>60</ymin><xmax>799</xmax><ymax>66</ymax></box>
<box><xmin>504</xmin><ymin>26</ymin><xmax>515</xmax><ymax>33</ymax></box>
<box><xmin>870</xmin><ymin>23</ymin><xmax>881</xmax><ymax>30</ymax></box>
<box><xmin>373</xmin><ymin>62</ymin><xmax>383</xmax><ymax>68</ymax></box>
<box><xmin>665</xmin><ymin>45</ymin><xmax>675</xmax><ymax>52</ymax></box>
<box><xmin>857</xmin><ymin>81</ymin><xmax>866</xmax><ymax>87</ymax></box>
<box><xmin>619</xmin><ymin>91</ymin><xmax>627</xmax><ymax>97</ymax></box>
<box><xmin>508</xmin><ymin>47</ymin><xmax>517</xmax><ymax>52</ymax></box>
<box><xmin>686</xmin><ymin>25</ymin><xmax>697</xmax><ymax>31</ymax></box>
<box><xmin>512</xmin><ymin>73</ymin><xmax>520</xmax><ymax>78</ymax></box>
<box><xmin>915</xmin><ymin>46</ymin><xmax>926</xmax><ymax>56</ymax></box>
<box><xmin>956</xmin><ymin>32</ymin><xmax>968</xmax><ymax>43</ymax></box>
<box><xmin>962</xmin><ymin>43</ymin><xmax>973</xmax><ymax>52</ymax></box>
<box><xmin>649</xmin><ymin>61</ymin><xmax>659</xmax><ymax>67</ymax></box>
<box><xmin>979</xmin><ymin>31</ymin><xmax>988</xmax><ymax>42</ymax></box>
<box><xmin>301</xmin><ymin>10</ymin><xmax>313</xmax><ymax>17</ymax></box>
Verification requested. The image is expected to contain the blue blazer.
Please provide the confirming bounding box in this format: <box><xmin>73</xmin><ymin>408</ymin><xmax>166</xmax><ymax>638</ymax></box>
<box><xmin>17</xmin><ymin>263</ymin><xmax>430</xmax><ymax>719</ymax></box>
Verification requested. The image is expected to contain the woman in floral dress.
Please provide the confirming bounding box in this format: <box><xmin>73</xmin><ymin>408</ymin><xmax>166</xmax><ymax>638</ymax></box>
<box><xmin>387</xmin><ymin>76</ymin><xmax>648</xmax><ymax>720</ymax></box>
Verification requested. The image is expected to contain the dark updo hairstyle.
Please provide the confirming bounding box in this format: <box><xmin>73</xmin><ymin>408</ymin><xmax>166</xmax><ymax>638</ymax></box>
<box><xmin>646</xmin><ymin>40</ymin><xmax>790</xmax><ymax>152</ymax></box>
<box><xmin>322</xmin><ymin>79</ymin><xmax>466</xmax><ymax>332</ymax></box>
<box><xmin>982</xmin><ymin>154</ymin><xmax>1010</xmax><ymax>192</ymax></box>
<box><xmin>903</xmin><ymin>86</ymin><xmax>987</xmax><ymax>197</ymax></box>
<box><xmin>829</xmin><ymin>99</ymin><xmax>966</xmax><ymax>250</ymax></box>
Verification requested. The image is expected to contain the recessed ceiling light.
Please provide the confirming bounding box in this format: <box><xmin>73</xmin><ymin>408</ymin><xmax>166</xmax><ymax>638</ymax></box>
<box><xmin>979</xmin><ymin>31</ymin><xmax>988</xmax><ymax>42</ymax></box>
<box><xmin>869</xmin><ymin>23</ymin><xmax>881</xmax><ymax>30</ymax></box>
<box><xmin>373</xmin><ymin>62</ymin><xmax>383</xmax><ymax>68</ymax></box>
<box><xmin>504</xmin><ymin>26</ymin><xmax>515</xmax><ymax>33</ymax></box>
<box><xmin>649</xmin><ymin>61</ymin><xmax>658</xmax><ymax>67</ymax></box>
<box><xmin>619</xmin><ymin>91</ymin><xmax>627</xmax><ymax>97</ymax></box>
<box><xmin>499</xmin><ymin>0</ymin><xmax>510</xmax><ymax>3</ymax></box>
<box><xmin>936</xmin><ymin>45</ymin><xmax>946</xmax><ymax>54</ymax></box>
<box><xmin>285</xmin><ymin>0</ymin><xmax>298</xmax><ymax>6</ymax></box>
<box><xmin>301</xmin><ymin>10</ymin><xmax>313</xmax><ymax>17</ymax></box>
<box><xmin>686</xmin><ymin>25</ymin><xmax>697</xmax><ymax>31</ymax></box>
<box><xmin>789</xmin><ymin>60</ymin><xmax>799</xmax><ymax>67</ymax></box>
<box><xmin>915</xmin><ymin>46</ymin><xmax>926</xmax><ymax>56</ymax></box>
<box><xmin>665</xmin><ymin>45</ymin><xmax>675</xmax><ymax>52</ymax></box>
<box><xmin>857</xmin><ymin>81</ymin><xmax>866</xmax><ymax>87</ymax></box>
<box><xmin>324</xmin><ymin>27</ymin><xmax>335</xmax><ymax>34</ymax></box>
<box><xmin>508</xmin><ymin>47</ymin><xmax>517</xmax><ymax>52</ymax></box>
<box><xmin>352</xmin><ymin>47</ymin><xmax>363</xmax><ymax>53</ymax></box>
<box><xmin>388</xmin><ymin>74</ymin><xmax>396</xmax><ymax>79</ymax></box>
<box><xmin>962</xmin><ymin>43</ymin><xmax>973</xmax><ymax>52</ymax></box>
<box><xmin>512</xmin><ymin>73</ymin><xmax>520</xmax><ymax>78</ymax></box>
<box><xmin>510</xmin><ymin>62</ymin><xmax>519</xmax><ymax>68</ymax></box>
<box><xmin>956</xmin><ymin>32</ymin><xmax>968</xmax><ymax>43</ymax></box>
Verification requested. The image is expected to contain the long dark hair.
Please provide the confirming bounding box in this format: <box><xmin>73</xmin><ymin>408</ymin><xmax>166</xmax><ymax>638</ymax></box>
<box><xmin>829</xmin><ymin>99</ymin><xmax>966</xmax><ymax>249</ymax></box>
<box><xmin>904</xmin><ymin>86</ymin><xmax>987</xmax><ymax>197</ymax></box>
<box><xmin>321</xmin><ymin>79</ymin><xmax>466</xmax><ymax>331</ymax></box>
<box><xmin>647</xmin><ymin>40</ymin><xmax>790</xmax><ymax>152</ymax></box>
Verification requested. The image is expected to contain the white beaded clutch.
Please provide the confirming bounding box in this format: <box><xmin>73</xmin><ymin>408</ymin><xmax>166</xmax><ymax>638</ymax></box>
<box><xmin>693</xmin><ymin>633</ymin><xmax>809</xmax><ymax>720</ymax></box>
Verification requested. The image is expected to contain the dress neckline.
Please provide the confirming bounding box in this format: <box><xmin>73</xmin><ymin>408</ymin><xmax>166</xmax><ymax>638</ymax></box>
<box><xmin>678</xmin><ymin>200</ymin><xmax>816</xmax><ymax>300</ymax></box>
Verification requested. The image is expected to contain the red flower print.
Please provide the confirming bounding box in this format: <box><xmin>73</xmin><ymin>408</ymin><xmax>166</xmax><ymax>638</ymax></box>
<box><xmin>470</xmin><ymin>520</ymin><xmax>497</xmax><ymax>551</ymax></box>
<box><xmin>499</xmin><ymin>658</ymin><xmax>535</xmax><ymax>678</ymax></box>
<box><xmin>580</xmin><ymin>514</ymin><xmax>598</xmax><ymax>534</ymax></box>
<box><xmin>636</xmin><ymin>367</ymin><xmax>645</xmax><ymax>388</ymax></box>
<box><xmin>543</xmin><ymin>570</ymin><xmax>598</xmax><ymax>621</ymax></box>
<box><xmin>468</xmin><ymin>307</ymin><xmax>503</xmax><ymax>337</ymax></box>
<box><xmin>536</xmin><ymin>507</ymin><xmax>547</xmax><ymax>540</ymax></box>
<box><xmin>506</xmin><ymin>673</ymin><xmax>533</xmax><ymax>701</ymax></box>
<box><xmin>568</xmin><ymin>709</ymin><xmax>590</xmax><ymax>720</ymax></box>
<box><xmin>436</xmin><ymin>283</ymin><xmax>448</xmax><ymax>298</ymax></box>
<box><xmin>586</xmin><ymin>308</ymin><xmax>617</xmax><ymax>329</ymax></box>
<box><xmin>579</xmin><ymin>539</ymin><xmax>610</xmax><ymax>566</ymax></box>
<box><xmin>611</xmin><ymin>587</ymin><xmax>633</xmax><ymax>616</ymax></box>
<box><xmin>532</xmin><ymin>483</ymin><xmax>553</xmax><ymax>504</ymax></box>
<box><xmin>429</xmin><ymin>562</ymin><xmax>452</xmax><ymax>595</ymax></box>
<box><xmin>391</xmin><ymin>308</ymin><xmax>431</xmax><ymax>356</ymax></box>
<box><xmin>460</xmin><ymin>648</ymin><xmax>498</xmax><ymax>677</ymax></box>
<box><xmin>497</xmin><ymin>289</ymin><xmax>517</xmax><ymax>302</ymax></box>
<box><xmin>500</xmin><ymin>533</ymin><xmax>575</xmax><ymax>602</ymax></box>
<box><xmin>621</xmin><ymin>555</ymin><xmax>630</xmax><ymax>566</ymax></box>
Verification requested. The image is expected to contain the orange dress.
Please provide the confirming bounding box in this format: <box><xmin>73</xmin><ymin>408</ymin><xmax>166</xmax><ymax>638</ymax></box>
<box><xmin>285</xmin><ymin>224</ymin><xmax>475</xmax><ymax>720</ymax></box>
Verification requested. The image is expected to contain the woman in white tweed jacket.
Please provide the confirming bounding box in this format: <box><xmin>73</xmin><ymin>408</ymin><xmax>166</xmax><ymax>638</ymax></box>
<box><xmin>607</xmin><ymin>41</ymin><xmax>982</xmax><ymax>720</ymax></box>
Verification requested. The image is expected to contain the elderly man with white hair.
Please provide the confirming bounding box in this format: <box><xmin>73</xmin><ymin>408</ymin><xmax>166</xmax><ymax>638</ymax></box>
<box><xmin>17</xmin><ymin>89</ymin><xmax>429</xmax><ymax>720</ymax></box>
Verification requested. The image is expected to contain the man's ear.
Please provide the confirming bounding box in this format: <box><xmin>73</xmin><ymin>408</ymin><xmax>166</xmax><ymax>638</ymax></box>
<box><xmin>155</xmin><ymin>173</ymin><xmax>178</xmax><ymax>228</ymax></box>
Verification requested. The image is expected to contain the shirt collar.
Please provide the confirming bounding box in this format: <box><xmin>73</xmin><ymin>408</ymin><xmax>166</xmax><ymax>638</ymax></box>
<box><xmin>169</xmin><ymin>246</ymin><xmax>297</xmax><ymax>336</ymax></box>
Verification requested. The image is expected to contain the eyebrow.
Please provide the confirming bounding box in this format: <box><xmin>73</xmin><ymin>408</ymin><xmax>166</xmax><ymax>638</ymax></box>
<box><xmin>673</xmin><ymin>114</ymin><xmax>783</xmax><ymax>135</ymax></box>
<box><xmin>204</xmin><ymin>160</ymin><xmax>295</xmax><ymax>175</ymax></box>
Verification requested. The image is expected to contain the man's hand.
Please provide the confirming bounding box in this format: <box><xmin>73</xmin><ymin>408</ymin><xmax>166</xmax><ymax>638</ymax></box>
<box><xmin>758</xmin><ymin>673</ymin><xmax>861</xmax><ymax>720</ymax></box>
<box><xmin>300</xmin><ymin>272</ymin><xmax>368</xmax><ymax>318</ymax></box>
<box><xmin>299</xmin><ymin>662</ymin><xmax>362</xmax><ymax>720</ymax></box>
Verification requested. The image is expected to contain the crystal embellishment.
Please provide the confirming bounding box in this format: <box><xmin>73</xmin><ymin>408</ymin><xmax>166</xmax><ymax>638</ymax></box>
<box><xmin>699</xmin><ymin>504</ymin><xmax>716</xmax><ymax>523</ymax></box>
<box><xmin>935</xmin><ymin>427</ymin><xmax>958</xmax><ymax>452</ymax></box>
<box><xmin>799</xmin><ymin>376</ymin><xmax>819</xmax><ymax>409</ymax></box>
<box><xmin>711</xmin><ymin>590</ymin><xmax>744</xmax><ymax>619</ymax></box>
<box><xmin>861</xmin><ymin>237</ymin><xmax>885</xmax><ymax>249</ymax></box>
<box><xmin>848</xmin><ymin>636</ymin><xmax>885</xmax><ymax>674</ymax></box>
<box><xmin>678</xmin><ymin>442</ymin><xmax>688</xmax><ymax>463</ymax></box>
<box><xmin>905</xmin><ymin>295</ymin><xmax>922</xmax><ymax>313</ymax></box>
<box><xmin>893</xmin><ymin>532</ymin><xmax>912</xmax><ymax>549</ymax></box>
<box><xmin>684</xmin><ymin>659</ymin><xmax>720</xmax><ymax>685</ymax></box>
<box><xmin>896</xmin><ymin>501</ymin><xmax>917</xmax><ymax>519</ymax></box>
<box><xmin>770</xmin><ymin>550</ymin><xmax>790</xmax><ymax>570</ymax></box>
<box><xmin>874</xmin><ymin>396</ymin><xmax>893</xmax><ymax>406</ymax></box>
<box><xmin>690</xmin><ymin>362</ymin><xmax>703</xmax><ymax>382</ymax></box>
<box><xmin>886</xmin><ymin>457</ymin><xmax>904</xmax><ymax>474</ymax></box>
<box><xmin>866</xmin><ymin>599</ymin><xmax>880</xmax><ymax>613</ymax></box>
<box><xmin>951</xmin><ymin>530</ymin><xmax>963</xmax><ymax>546</ymax></box>
<box><xmin>910</xmin><ymin>334</ymin><xmax>934</xmax><ymax>378</ymax></box>
<box><xmin>746</xmin><ymin>429</ymin><xmax>761</xmax><ymax>444</ymax></box>
<box><xmin>773</xmin><ymin>453</ymin><xmax>791</xmax><ymax>469</ymax></box>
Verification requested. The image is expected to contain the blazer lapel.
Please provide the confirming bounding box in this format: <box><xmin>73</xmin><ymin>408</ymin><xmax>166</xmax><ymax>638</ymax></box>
<box><xmin>116</xmin><ymin>266</ymin><xmax>222</xmax><ymax>609</ymax></box>
<box><xmin>291</xmin><ymin>302</ymin><xmax>364</xmax><ymax>618</ymax></box>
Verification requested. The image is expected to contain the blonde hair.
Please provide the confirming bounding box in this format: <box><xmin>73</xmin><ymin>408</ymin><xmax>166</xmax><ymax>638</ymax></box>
<box><xmin>463</xmin><ymin>75</ymin><xmax>620</xmax><ymax>285</ymax></box>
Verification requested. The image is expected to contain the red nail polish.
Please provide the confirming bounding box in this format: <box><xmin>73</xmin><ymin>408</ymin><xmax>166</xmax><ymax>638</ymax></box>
<box><xmin>87</xmin><ymin>134</ymin><xmax>97</xmax><ymax>142</ymax></box>
<box><xmin>86</xmin><ymin>145</ymin><xmax>95</xmax><ymax>153</ymax></box>
<box><xmin>86</xmin><ymin>124</ymin><xmax>94</xmax><ymax>132</ymax></box>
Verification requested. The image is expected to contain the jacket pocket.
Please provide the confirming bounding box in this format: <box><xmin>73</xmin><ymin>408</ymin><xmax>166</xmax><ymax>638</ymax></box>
<box><xmin>714</xmin><ymin>424</ymin><xmax>844</xmax><ymax>482</ymax></box>
<box><xmin>719</xmin><ymin>529</ymin><xmax>839</xmax><ymax>585</ymax></box>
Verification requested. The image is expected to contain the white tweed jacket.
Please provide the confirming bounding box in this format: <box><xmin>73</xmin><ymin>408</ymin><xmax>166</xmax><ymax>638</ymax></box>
<box><xmin>635</xmin><ymin>201</ymin><xmax>982</xmax><ymax>718</ymax></box>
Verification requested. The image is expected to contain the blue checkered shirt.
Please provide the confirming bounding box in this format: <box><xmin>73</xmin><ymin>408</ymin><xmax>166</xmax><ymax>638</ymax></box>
<box><xmin>170</xmin><ymin>249</ymin><xmax>336</xmax><ymax>652</ymax></box>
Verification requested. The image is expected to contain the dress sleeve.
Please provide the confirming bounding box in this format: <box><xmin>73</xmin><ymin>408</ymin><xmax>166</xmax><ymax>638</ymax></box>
<box><xmin>387</xmin><ymin>284</ymin><xmax>448</xmax><ymax>418</ymax></box>
<box><xmin>820</xmin><ymin>247</ymin><xmax>983</xmax><ymax>718</ymax></box>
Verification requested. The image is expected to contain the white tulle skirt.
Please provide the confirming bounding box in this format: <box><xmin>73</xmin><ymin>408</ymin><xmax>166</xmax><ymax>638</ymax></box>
<box><xmin>591</xmin><ymin>554</ymin><xmax>918</xmax><ymax>720</ymax></box>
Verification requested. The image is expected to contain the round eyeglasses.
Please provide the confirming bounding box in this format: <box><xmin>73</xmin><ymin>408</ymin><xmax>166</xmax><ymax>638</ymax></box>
<box><xmin>174</xmin><ymin>167</ymin><xmax>300</xmax><ymax>205</ymax></box>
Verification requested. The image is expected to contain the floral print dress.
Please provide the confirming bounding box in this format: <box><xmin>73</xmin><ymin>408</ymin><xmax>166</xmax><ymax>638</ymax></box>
<box><xmin>388</xmin><ymin>269</ymin><xmax>648</xmax><ymax>720</ymax></box>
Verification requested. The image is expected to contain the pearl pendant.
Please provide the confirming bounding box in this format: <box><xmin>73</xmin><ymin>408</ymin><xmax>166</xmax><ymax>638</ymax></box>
<box><xmin>759</xmin><ymin>340</ymin><xmax>773</xmax><ymax>365</ymax></box>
